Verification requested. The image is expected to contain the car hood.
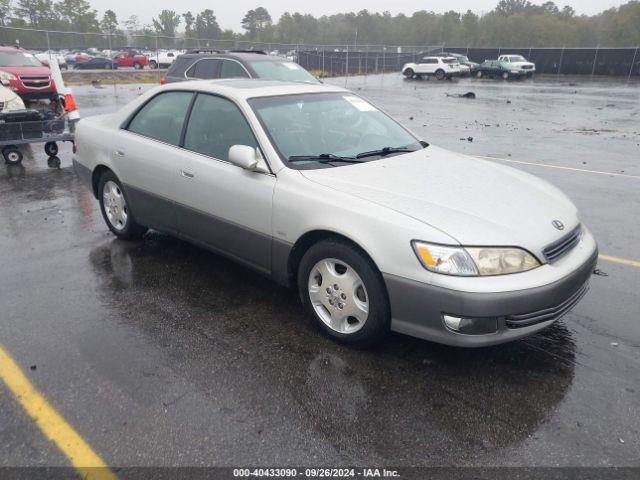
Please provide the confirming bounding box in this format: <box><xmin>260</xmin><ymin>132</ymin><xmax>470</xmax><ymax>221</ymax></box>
<box><xmin>300</xmin><ymin>146</ymin><xmax>578</xmax><ymax>253</ymax></box>
<box><xmin>0</xmin><ymin>65</ymin><xmax>51</xmax><ymax>76</ymax></box>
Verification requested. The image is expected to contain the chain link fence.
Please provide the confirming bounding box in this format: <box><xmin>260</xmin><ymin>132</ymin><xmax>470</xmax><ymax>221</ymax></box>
<box><xmin>1</xmin><ymin>25</ymin><xmax>639</xmax><ymax>82</ymax></box>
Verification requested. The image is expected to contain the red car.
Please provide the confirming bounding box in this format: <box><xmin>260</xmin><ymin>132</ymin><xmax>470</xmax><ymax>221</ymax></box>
<box><xmin>111</xmin><ymin>51</ymin><xmax>148</xmax><ymax>69</ymax></box>
<box><xmin>0</xmin><ymin>46</ymin><xmax>57</xmax><ymax>100</ymax></box>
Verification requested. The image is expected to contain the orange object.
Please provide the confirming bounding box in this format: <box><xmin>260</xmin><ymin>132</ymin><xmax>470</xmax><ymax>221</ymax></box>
<box><xmin>63</xmin><ymin>94</ymin><xmax>77</xmax><ymax>112</ymax></box>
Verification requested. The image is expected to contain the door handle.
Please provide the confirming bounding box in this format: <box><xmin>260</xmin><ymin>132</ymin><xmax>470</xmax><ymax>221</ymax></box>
<box><xmin>114</xmin><ymin>150</ymin><xmax>125</xmax><ymax>157</ymax></box>
<box><xmin>180</xmin><ymin>169</ymin><xmax>195</xmax><ymax>179</ymax></box>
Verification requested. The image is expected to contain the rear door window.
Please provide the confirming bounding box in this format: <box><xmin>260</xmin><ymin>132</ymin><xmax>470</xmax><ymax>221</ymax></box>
<box><xmin>127</xmin><ymin>91</ymin><xmax>193</xmax><ymax>146</ymax></box>
<box><xmin>220</xmin><ymin>60</ymin><xmax>250</xmax><ymax>79</ymax></box>
<box><xmin>187</xmin><ymin>59</ymin><xmax>220</xmax><ymax>79</ymax></box>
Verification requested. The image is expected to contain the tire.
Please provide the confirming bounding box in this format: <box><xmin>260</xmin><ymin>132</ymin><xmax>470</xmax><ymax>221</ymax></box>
<box><xmin>2</xmin><ymin>147</ymin><xmax>23</xmax><ymax>166</ymax></box>
<box><xmin>47</xmin><ymin>156</ymin><xmax>61</xmax><ymax>169</ymax></box>
<box><xmin>133</xmin><ymin>62</ymin><xmax>142</xmax><ymax>70</ymax></box>
<box><xmin>502</xmin><ymin>71</ymin><xmax>510</xmax><ymax>80</ymax></box>
<box><xmin>476</xmin><ymin>71</ymin><xmax>483</xmax><ymax>78</ymax></box>
<box><xmin>298</xmin><ymin>239</ymin><xmax>390</xmax><ymax>346</ymax></box>
<box><xmin>44</xmin><ymin>142</ymin><xmax>58</xmax><ymax>157</ymax></box>
<box><xmin>149</xmin><ymin>60</ymin><xmax>158</xmax><ymax>69</ymax></box>
<box><xmin>403</xmin><ymin>68</ymin><xmax>414</xmax><ymax>79</ymax></box>
<box><xmin>435</xmin><ymin>69</ymin><xmax>446</xmax><ymax>80</ymax></box>
<box><xmin>98</xmin><ymin>171</ymin><xmax>147</xmax><ymax>240</ymax></box>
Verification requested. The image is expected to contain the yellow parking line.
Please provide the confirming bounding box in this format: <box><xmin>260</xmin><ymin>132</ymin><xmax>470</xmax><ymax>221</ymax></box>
<box><xmin>599</xmin><ymin>254</ymin><xmax>640</xmax><ymax>268</ymax></box>
<box><xmin>477</xmin><ymin>155</ymin><xmax>640</xmax><ymax>180</ymax></box>
<box><xmin>0</xmin><ymin>346</ymin><xmax>117</xmax><ymax>480</ymax></box>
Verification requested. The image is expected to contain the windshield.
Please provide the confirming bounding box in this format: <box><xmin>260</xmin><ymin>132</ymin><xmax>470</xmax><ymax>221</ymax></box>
<box><xmin>458</xmin><ymin>55</ymin><xmax>470</xmax><ymax>63</ymax></box>
<box><xmin>249</xmin><ymin>60</ymin><xmax>319</xmax><ymax>83</ymax></box>
<box><xmin>0</xmin><ymin>51</ymin><xmax>43</xmax><ymax>67</ymax></box>
<box><xmin>249</xmin><ymin>93</ymin><xmax>423</xmax><ymax>169</ymax></box>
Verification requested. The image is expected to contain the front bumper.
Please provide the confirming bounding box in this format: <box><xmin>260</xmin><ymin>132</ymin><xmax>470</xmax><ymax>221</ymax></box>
<box><xmin>384</xmin><ymin>248</ymin><xmax>597</xmax><ymax>347</ymax></box>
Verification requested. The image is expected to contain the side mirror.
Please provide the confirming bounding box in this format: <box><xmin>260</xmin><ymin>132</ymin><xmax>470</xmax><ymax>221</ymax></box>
<box><xmin>228</xmin><ymin>145</ymin><xmax>265</xmax><ymax>172</ymax></box>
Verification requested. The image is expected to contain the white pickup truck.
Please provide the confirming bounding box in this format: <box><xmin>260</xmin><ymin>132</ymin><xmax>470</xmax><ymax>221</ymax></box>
<box><xmin>497</xmin><ymin>55</ymin><xmax>536</xmax><ymax>77</ymax></box>
<box><xmin>148</xmin><ymin>50</ymin><xmax>180</xmax><ymax>69</ymax></box>
<box><xmin>402</xmin><ymin>56</ymin><xmax>462</xmax><ymax>80</ymax></box>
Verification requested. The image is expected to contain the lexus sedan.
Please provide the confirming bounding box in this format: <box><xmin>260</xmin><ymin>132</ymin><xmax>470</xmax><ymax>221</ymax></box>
<box><xmin>73</xmin><ymin>80</ymin><xmax>597</xmax><ymax>347</ymax></box>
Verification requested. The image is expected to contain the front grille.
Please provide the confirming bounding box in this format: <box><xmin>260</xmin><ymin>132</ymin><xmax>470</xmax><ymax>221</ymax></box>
<box><xmin>543</xmin><ymin>225</ymin><xmax>582</xmax><ymax>263</ymax></box>
<box><xmin>19</xmin><ymin>76</ymin><xmax>51</xmax><ymax>89</ymax></box>
<box><xmin>522</xmin><ymin>65</ymin><xmax>533</xmax><ymax>70</ymax></box>
<box><xmin>505</xmin><ymin>283</ymin><xmax>588</xmax><ymax>329</ymax></box>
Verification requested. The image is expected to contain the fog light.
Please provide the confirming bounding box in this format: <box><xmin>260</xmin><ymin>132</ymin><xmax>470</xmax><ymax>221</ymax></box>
<box><xmin>443</xmin><ymin>314</ymin><xmax>498</xmax><ymax>335</ymax></box>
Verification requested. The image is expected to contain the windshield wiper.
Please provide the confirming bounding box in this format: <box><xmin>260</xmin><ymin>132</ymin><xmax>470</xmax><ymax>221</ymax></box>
<box><xmin>355</xmin><ymin>146</ymin><xmax>417</xmax><ymax>159</ymax></box>
<box><xmin>288</xmin><ymin>154</ymin><xmax>364</xmax><ymax>164</ymax></box>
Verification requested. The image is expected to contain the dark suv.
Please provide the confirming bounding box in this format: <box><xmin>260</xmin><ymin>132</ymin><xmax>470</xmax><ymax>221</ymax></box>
<box><xmin>161</xmin><ymin>50</ymin><xmax>319</xmax><ymax>84</ymax></box>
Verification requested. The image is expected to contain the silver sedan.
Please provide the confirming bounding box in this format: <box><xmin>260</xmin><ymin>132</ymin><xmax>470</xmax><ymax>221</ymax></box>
<box><xmin>73</xmin><ymin>79</ymin><xmax>598</xmax><ymax>347</ymax></box>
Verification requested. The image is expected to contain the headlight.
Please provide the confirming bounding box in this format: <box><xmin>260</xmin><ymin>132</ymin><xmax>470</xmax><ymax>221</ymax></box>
<box><xmin>412</xmin><ymin>242</ymin><xmax>478</xmax><ymax>276</ymax></box>
<box><xmin>0</xmin><ymin>70</ymin><xmax>17</xmax><ymax>86</ymax></box>
<box><xmin>412</xmin><ymin>242</ymin><xmax>540</xmax><ymax>276</ymax></box>
<box><xmin>465</xmin><ymin>247</ymin><xmax>540</xmax><ymax>275</ymax></box>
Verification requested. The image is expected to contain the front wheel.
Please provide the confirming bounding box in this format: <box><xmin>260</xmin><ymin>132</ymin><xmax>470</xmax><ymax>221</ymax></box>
<box><xmin>403</xmin><ymin>68</ymin><xmax>414</xmax><ymax>79</ymax></box>
<box><xmin>298</xmin><ymin>239</ymin><xmax>390</xmax><ymax>346</ymax></box>
<box><xmin>149</xmin><ymin>60</ymin><xmax>158</xmax><ymax>69</ymax></box>
<box><xmin>435</xmin><ymin>69</ymin><xmax>446</xmax><ymax>80</ymax></box>
<box><xmin>98</xmin><ymin>171</ymin><xmax>147</xmax><ymax>240</ymax></box>
<box><xmin>502</xmin><ymin>71</ymin><xmax>510</xmax><ymax>80</ymax></box>
<box><xmin>3</xmin><ymin>146</ymin><xmax>23</xmax><ymax>165</ymax></box>
<box><xmin>476</xmin><ymin>70</ymin><xmax>483</xmax><ymax>78</ymax></box>
<box><xmin>133</xmin><ymin>62</ymin><xmax>143</xmax><ymax>70</ymax></box>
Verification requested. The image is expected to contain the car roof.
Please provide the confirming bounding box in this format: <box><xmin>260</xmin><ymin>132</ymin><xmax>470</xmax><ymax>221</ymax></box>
<box><xmin>161</xmin><ymin>78</ymin><xmax>348</xmax><ymax>101</ymax></box>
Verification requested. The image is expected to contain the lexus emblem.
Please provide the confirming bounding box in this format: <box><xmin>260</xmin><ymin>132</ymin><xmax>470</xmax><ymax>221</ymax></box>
<box><xmin>552</xmin><ymin>220</ymin><xmax>565</xmax><ymax>231</ymax></box>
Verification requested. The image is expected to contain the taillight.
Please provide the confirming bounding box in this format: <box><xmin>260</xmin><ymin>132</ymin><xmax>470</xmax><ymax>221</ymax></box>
<box><xmin>160</xmin><ymin>77</ymin><xmax>166</xmax><ymax>85</ymax></box>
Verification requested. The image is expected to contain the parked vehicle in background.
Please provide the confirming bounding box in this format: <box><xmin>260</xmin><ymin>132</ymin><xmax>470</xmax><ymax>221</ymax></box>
<box><xmin>162</xmin><ymin>50</ymin><xmax>319</xmax><ymax>84</ymax></box>
<box><xmin>0</xmin><ymin>84</ymin><xmax>26</xmax><ymax>112</ymax></box>
<box><xmin>0</xmin><ymin>46</ymin><xmax>56</xmax><ymax>100</ymax></box>
<box><xmin>402</xmin><ymin>56</ymin><xmax>461</xmax><ymax>80</ymax></box>
<box><xmin>74</xmin><ymin>57</ymin><xmax>118</xmax><ymax>70</ymax></box>
<box><xmin>35</xmin><ymin>51</ymin><xmax>68</xmax><ymax>70</ymax></box>
<box><xmin>441</xmin><ymin>53</ymin><xmax>478</xmax><ymax>75</ymax></box>
<box><xmin>497</xmin><ymin>55</ymin><xmax>536</xmax><ymax>77</ymax></box>
<box><xmin>73</xmin><ymin>79</ymin><xmax>597</xmax><ymax>348</ymax></box>
<box><xmin>475</xmin><ymin>60</ymin><xmax>527</xmax><ymax>79</ymax></box>
<box><xmin>112</xmin><ymin>51</ymin><xmax>148</xmax><ymax>70</ymax></box>
<box><xmin>148</xmin><ymin>51</ymin><xmax>180</xmax><ymax>69</ymax></box>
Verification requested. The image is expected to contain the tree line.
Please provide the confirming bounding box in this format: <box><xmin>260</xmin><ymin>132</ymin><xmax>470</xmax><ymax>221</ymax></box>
<box><xmin>0</xmin><ymin>0</ymin><xmax>639</xmax><ymax>49</ymax></box>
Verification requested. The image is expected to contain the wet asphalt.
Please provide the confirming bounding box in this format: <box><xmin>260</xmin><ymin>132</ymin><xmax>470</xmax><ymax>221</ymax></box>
<box><xmin>0</xmin><ymin>74</ymin><xmax>639</xmax><ymax>468</ymax></box>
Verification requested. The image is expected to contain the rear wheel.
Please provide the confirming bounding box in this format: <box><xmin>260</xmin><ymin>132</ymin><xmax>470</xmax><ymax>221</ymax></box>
<box><xmin>149</xmin><ymin>60</ymin><xmax>158</xmax><ymax>69</ymax></box>
<box><xmin>98</xmin><ymin>171</ymin><xmax>147</xmax><ymax>240</ymax></box>
<box><xmin>502</xmin><ymin>71</ymin><xmax>510</xmax><ymax>80</ymax></box>
<box><xmin>403</xmin><ymin>68</ymin><xmax>414</xmax><ymax>79</ymax></box>
<box><xmin>44</xmin><ymin>141</ymin><xmax>58</xmax><ymax>157</ymax></box>
<box><xmin>298</xmin><ymin>239</ymin><xmax>390</xmax><ymax>346</ymax></box>
<box><xmin>133</xmin><ymin>62</ymin><xmax>143</xmax><ymax>70</ymax></box>
<box><xmin>476</xmin><ymin>70</ymin><xmax>483</xmax><ymax>78</ymax></box>
<box><xmin>435</xmin><ymin>69</ymin><xmax>446</xmax><ymax>80</ymax></box>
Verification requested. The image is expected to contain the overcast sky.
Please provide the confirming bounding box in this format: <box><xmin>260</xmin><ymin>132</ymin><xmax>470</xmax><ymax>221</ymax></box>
<box><xmin>89</xmin><ymin>0</ymin><xmax>627</xmax><ymax>31</ymax></box>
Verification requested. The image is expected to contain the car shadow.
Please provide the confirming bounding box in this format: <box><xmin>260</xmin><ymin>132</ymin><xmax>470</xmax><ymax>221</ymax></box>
<box><xmin>88</xmin><ymin>233</ymin><xmax>576</xmax><ymax>463</ymax></box>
